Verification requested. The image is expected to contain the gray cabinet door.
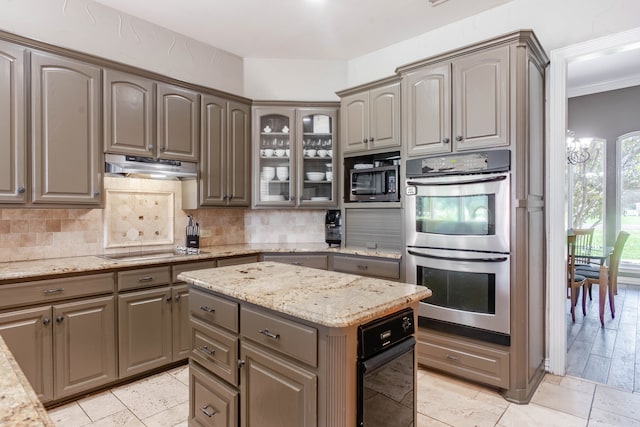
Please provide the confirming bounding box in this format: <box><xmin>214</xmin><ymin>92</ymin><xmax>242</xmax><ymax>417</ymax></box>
<box><xmin>200</xmin><ymin>94</ymin><xmax>227</xmax><ymax>206</ymax></box>
<box><xmin>404</xmin><ymin>63</ymin><xmax>452</xmax><ymax>157</ymax></box>
<box><xmin>172</xmin><ymin>284</ymin><xmax>191</xmax><ymax>361</ymax></box>
<box><xmin>157</xmin><ymin>82</ymin><xmax>199</xmax><ymax>162</ymax></box>
<box><xmin>227</xmin><ymin>100</ymin><xmax>251</xmax><ymax>206</ymax></box>
<box><xmin>118</xmin><ymin>287</ymin><xmax>173</xmax><ymax>378</ymax></box>
<box><xmin>31</xmin><ymin>51</ymin><xmax>101</xmax><ymax>205</ymax></box>
<box><xmin>341</xmin><ymin>92</ymin><xmax>368</xmax><ymax>154</ymax></box>
<box><xmin>0</xmin><ymin>40</ymin><xmax>26</xmax><ymax>203</ymax></box>
<box><xmin>0</xmin><ymin>306</ymin><xmax>53</xmax><ymax>402</ymax></box>
<box><xmin>369</xmin><ymin>82</ymin><xmax>400</xmax><ymax>150</ymax></box>
<box><xmin>53</xmin><ymin>296</ymin><xmax>116</xmax><ymax>399</ymax></box>
<box><xmin>452</xmin><ymin>46</ymin><xmax>510</xmax><ymax>151</ymax></box>
<box><xmin>104</xmin><ymin>69</ymin><xmax>154</xmax><ymax>156</ymax></box>
<box><xmin>189</xmin><ymin>361</ymin><xmax>239</xmax><ymax>427</ymax></box>
<box><xmin>240</xmin><ymin>340</ymin><xmax>317</xmax><ymax>427</ymax></box>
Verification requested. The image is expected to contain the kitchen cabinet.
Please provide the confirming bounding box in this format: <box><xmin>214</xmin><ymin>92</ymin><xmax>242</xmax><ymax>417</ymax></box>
<box><xmin>261</xmin><ymin>253</ymin><xmax>328</xmax><ymax>270</ymax></box>
<box><xmin>253</xmin><ymin>104</ymin><xmax>338</xmax><ymax>208</ymax></box>
<box><xmin>189</xmin><ymin>360</ymin><xmax>238</xmax><ymax>427</ymax></box>
<box><xmin>331</xmin><ymin>254</ymin><xmax>400</xmax><ymax>280</ymax></box>
<box><xmin>401</xmin><ymin>46</ymin><xmax>509</xmax><ymax>157</ymax></box>
<box><xmin>0</xmin><ymin>40</ymin><xmax>26</xmax><ymax>204</ymax></box>
<box><xmin>0</xmin><ymin>273</ymin><xmax>116</xmax><ymax>403</ymax></box>
<box><xmin>200</xmin><ymin>94</ymin><xmax>251</xmax><ymax>207</ymax></box>
<box><xmin>157</xmin><ymin>82</ymin><xmax>199</xmax><ymax>162</ymax></box>
<box><xmin>30</xmin><ymin>50</ymin><xmax>102</xmax><ymax>205</ymax></box>
<box><xmin>338</xmin><ymin>77</ymin><xmax>400</xmax><ymax>155</ymax></box>
<box><xmin>103</xmin><ymin>69</ymin><xmax>154</xmax><ymax>157</ymax></box>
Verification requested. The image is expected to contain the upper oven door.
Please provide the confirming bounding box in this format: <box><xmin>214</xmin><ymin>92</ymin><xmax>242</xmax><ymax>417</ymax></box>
<box><xmin>405</xmin><ymin>172</ymin><xmax>510</xmax><ymax>253</ymax></box>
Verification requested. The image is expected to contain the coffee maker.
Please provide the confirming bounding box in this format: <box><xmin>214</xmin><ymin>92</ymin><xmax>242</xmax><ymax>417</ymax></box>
<box><xmin>325</xmin><ymin>209</ymin><xmax>342</xmax><ymax>247</ymax></box>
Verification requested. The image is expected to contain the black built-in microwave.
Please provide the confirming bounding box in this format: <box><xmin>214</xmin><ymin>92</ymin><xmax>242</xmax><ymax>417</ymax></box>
<box><xmin>350</xmin><ymin>164</ymin><xmax>399</xmax><ymax>202</ymax></box>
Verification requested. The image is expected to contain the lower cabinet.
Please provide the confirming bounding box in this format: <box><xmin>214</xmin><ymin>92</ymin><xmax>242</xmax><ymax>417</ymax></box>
<box><xmin>331</xmin><ymin>254</ymin><xmax>400</xmax><ymax>280</ymax></box>
<box><xmin>0</xmin><ymin>295</ymin><xmax>116</xmax><ymax>402</ymax></box>
<box><xmin>261</xmin><ymin>253</ymin><xmax>328</xmax><ymax>270</ymax></box>
<box><xmin>189</xmin><ymin>360</ymin><xmax>238</xmax><ymax>427</ymax></box>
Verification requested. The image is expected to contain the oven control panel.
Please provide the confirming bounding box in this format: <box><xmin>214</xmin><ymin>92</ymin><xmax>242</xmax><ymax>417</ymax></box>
<box><xmin>406</xmin><ymin>149</ymin><xmax>510</xmax><ymax>177</ymax></box>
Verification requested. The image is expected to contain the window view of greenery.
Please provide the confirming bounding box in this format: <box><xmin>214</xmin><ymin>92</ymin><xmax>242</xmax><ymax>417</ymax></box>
<box><xmin>570</xmin><ymin>138</ymin><xmax>605</xmax><ymax>250</ymax></box>
<box><xmin>620</xmin><ymin>133</ymin><xmax>640</xmax><ymax>265</ymax></box>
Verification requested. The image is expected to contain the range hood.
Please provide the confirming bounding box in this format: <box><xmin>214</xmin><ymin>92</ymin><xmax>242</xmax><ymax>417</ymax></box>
<box><xmin>105</xmin><ymin>154</ymin><xmax>197</xmax><ymax>179</ymax></box>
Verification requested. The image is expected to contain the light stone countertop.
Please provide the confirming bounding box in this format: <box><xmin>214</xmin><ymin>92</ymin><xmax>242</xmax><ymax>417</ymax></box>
<box><xmin>178</xmin><ymin>261</ymin><xmax>430</xmax><ymax>328</ymax></box>
<box><xmin>0</xmin><ymin>243</ymin><xmax>401</xmax><ymax>283</ymax></box>
<box><xmin>0</xmin><ymin>336</ymin><xmax>53</xmax><ymax>426</ymax></box>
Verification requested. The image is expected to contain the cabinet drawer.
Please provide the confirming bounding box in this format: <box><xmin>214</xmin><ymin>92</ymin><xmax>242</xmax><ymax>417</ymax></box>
<box><xmin>262</xmin><ymin>254</ymin><xmax>328</xmax><ymax>270</ymax></box>
<box><xmin>189</xmin><ymin>360</ymin><xmax>238</xmax><ymax>427</ymax></box>
<box><xmin>217</xmin><ymin>255</ymin><xmax>259</xmax><ymax>267</ymax></box>
<box><xmin>118</xmin><ymin>266</ymin><xmax>171</xmax><ymax>291</ymax></box>
<box><xmin>0</xmin><ymin>273</ymin><xmax>114</xmax><ymax>309</ymax></box>
<box><xmin>241</xmin><ymin>306</ymin><xmax>317</xmax><ymax>367</ymax></box>
<box><xmin>416</xmin><ymin>328</ymin><xmax>509</xmax><ymax>388</ymax></box>
<box><xmin>172</xmin><ymin>261</ymin><xmax>215</xmax><ymax>283</ymax></box>
<box><xmin>332</xmin><ymin>255</ymin><xmax>400</xmax><ymax>280</ymax></box>
<box><xmin>190</xmin><ymin>288</ymin><xmax>239</xmax><ymax>333</ymax></box>
<box><xmin>191</xmin><ymin>317</ymin><xmax>239</xmax><ymax>386</ymax></box>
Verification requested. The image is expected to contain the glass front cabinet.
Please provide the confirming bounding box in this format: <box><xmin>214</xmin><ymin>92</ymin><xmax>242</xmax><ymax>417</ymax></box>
<box><xmin>253</xmin><ymin>106</ymin><xmax>338</xmax><ymax>208</ymax></box>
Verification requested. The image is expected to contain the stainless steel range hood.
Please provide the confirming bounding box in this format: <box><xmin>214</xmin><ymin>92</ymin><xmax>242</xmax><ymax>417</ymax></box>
<box><xmin>105</xmin><ymin>153</ymin><xmax>197</xmax><ymax>179</ymax></box>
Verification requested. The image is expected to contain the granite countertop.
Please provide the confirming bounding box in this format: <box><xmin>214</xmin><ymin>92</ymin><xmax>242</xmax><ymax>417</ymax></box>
<box><xmin>0</xmin><ymin>336</ymin><xmax>53</xmax><ymax>426</ymax></box>
<box><xmin>0</xmin><ymin>243</ymin><xmax>402</xmax><ymax>283</ymax></box>
<box><xmin>178</xmin><ymin>261</ymin><xmax>430</xmax><ymax>328</ymax></box>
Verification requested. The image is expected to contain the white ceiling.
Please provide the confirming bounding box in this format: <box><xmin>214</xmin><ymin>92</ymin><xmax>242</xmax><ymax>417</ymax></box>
<box><xmin>93</xmin><ymin>0</ymin><xmax>513</xmax><ymax>60</ymax></box>
<box><xmin>567</xmin><ymin>46</ymin><xmax>640</xmax><ymax>97</ymax></box>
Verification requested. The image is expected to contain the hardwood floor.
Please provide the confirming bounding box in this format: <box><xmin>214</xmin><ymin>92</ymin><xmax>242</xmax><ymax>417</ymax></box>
<box><xmin>566</xmin><ymin>281</ymin><xmax>640</xmax><ymax>392</ymax></box>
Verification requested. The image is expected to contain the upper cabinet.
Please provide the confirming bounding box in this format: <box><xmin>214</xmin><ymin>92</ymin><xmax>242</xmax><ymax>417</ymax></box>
<box><xmin>0</xmin><ymin>40</ymin><xmax>26</xmax><ymax>204</ymax></box>
<box><xmin>401</xmin><ymin>46</ymin><xmax>510</xmax><ymax>157</ymax></box>
<box><xmin>338</xmin><ymin>77</ymin><xmax>400</xmax><ymax>155</ymax></box>
<box><xmin>104</xmin><ymin>69</ymin><xmax>154</xmax><ymax>157</ymax></box>
<box><xmin>31</xmin><ymin>51</ymin><xmax>102</xmax><ymax>205</ymax></box>
<box><xmin>200</xmin><ymin>95</ymin><xmax>251</xmax><ymax>207</ymax></box>
<box><xmin>252</xmin><ymin>105</ymin><xmax>338</xmax><ymax>208</ymax></box>
<box><xmin>157</xmin><ymin>83</ymin><xmax>199</xmax><ymax>162</ymax></box>
<box><xmin>104</xmin><ymin>73</ymin><xmax>199</xmax><ymax>162</ymax></box>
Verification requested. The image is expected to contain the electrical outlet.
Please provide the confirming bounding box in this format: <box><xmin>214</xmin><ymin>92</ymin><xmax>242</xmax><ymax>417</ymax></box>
<box><xmin>200</xmin><ymin>229</ymin><xmax>212</xmax><ymax>238</ymax></box>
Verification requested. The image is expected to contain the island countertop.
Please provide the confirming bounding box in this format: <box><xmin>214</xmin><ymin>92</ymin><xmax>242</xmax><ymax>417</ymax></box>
<box><xmin>178</xmin><ymin>261</ymin><xmax>431</xmax><ymax>328</ymax></box>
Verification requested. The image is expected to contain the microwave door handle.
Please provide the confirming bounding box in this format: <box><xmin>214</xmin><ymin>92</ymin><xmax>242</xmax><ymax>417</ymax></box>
<box><xmin>407</xmin><ymin>249</ymin><xmax>508</xmax><ymax>263</ymax></box>
<box><xmin>406</xmin><ymin>174</ymin><xmax>507</xmax><ymax>187</ymax></box>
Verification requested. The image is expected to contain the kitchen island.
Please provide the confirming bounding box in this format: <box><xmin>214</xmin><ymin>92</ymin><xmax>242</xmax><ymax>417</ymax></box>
<box><xmin>178</xmin><ymin>261</ymin><xmax>430</xmax><ymax>427</ymax></box>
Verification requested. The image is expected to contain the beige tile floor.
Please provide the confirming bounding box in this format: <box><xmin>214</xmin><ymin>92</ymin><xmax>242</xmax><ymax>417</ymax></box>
<box><xmin>48</xmin><ymin>364</ymin><xmax>640</xmax><ymax>426</ymax></box>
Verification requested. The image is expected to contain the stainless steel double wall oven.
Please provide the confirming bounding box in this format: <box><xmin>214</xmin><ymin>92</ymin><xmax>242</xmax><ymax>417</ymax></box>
<box><xmin>405</xmin><ymin>150</ymin><xmax>511</xmax><ymax>345</ymax></box>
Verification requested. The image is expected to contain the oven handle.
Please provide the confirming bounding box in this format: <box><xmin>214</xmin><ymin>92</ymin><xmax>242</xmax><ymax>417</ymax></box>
<box><xmin>361</xmin><ymin>336</ymin><xmax>415</xmax><ymax>373</ymax></box>
<box><xmin>407</xmin><ymin>249</ymin><xmax>508</xmax><ymax>263</ymax></box>
<box><xmin>406</xmin><ymin>174</ymin><xmax>507</xmax><ymax>187</ymax></box>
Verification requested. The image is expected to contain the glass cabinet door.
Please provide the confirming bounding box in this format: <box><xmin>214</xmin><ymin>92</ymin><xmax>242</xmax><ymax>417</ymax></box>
<box><xmin>298</xmin><ymin>109</ymin><xmax>337</xmax><ymax>205</ymax></box>
<box><xmin>256</xmin><ymin>111</ymin><xmax>294</xmax><ymax>205</ymax></box>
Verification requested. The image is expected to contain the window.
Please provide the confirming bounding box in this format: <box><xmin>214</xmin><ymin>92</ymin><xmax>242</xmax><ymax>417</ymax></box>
<box><xmin>619</xmin><ymin>132</ymin><xmax>640</xmax><ymax>265</ymax></box>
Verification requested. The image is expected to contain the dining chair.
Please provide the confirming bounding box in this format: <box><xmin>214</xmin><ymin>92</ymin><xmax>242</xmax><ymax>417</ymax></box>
<box><xmin>572</xmin><ymin>227</ymin><xmax>595</xmax><ymax>299</ymax></box>
<box><xmin>576</xmin><ymin>230</ymin><xmax>630</xmax><ymax>326</ymax></box>
<box><xmin>567</xmin><ymin>234</ymin><xmax>587</xmax><ymax>322</ymax></box>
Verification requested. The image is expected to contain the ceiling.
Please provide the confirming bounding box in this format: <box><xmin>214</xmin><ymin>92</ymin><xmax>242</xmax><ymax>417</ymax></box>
<box><xmin>567</xmin><ymin>46</ymin><xmax>640</xmax><ymax>97</ymax></box>
<box><xmin>93</xmin><ymin>0</ymin><xmax>513</xmax><ymax>60</ymax></box>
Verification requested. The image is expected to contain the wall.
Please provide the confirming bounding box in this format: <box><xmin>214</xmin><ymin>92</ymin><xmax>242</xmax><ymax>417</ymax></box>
<box><xmin>0</xmin><ymin>0</ymin><xmax>244</xmax><ymax>95</ymax></box>
<box><xmin>568</xmin><ymin>85</ymin><xmax>640</xmax><ymax>246</ymax></box>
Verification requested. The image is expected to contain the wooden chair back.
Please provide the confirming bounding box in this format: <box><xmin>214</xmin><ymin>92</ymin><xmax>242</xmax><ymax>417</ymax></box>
<box><xmin>567</xmin><ymin>235</ymin><xmax>578</xmax><ymax>290</ymax></box>
<box><xmin>572</xmin><ymin>228</ymin><xmax>594</xmax><ymax>265</ymax></box>
<box><xmin>608</xmin><ymin>231</ymin><xmax>630</xmax><ymax>295</ymax></box>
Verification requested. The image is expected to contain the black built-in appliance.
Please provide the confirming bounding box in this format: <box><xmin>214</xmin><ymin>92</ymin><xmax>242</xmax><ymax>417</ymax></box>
<box><xmin>357</xmin><ymin>308</ymin><xmax>415</xmax><ymax>427</ymax></box>
<box><xmin>325</xmin><ymin>209</ymin><xmax>342</xmax><ymax>246</ymax></box>
<box><xmin>405</xmin><ymin>150</ymin><xmax>512</xmax><ymax>346</ymax></box>
<box><xmin>345</xmin><ymin>152</ymin><xmax>401</xmax><ymax>203</ymax></box>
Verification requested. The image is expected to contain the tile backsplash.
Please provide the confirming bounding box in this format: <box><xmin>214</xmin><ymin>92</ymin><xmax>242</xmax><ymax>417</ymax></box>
<box><xmin>0</xmin><ymin>177</ymin><xmax>326</xmax><ymax>262</ymax></box>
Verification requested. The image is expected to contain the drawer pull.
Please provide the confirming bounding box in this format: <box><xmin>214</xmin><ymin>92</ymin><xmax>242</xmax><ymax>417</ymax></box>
<box><xmin>138</xmin><ymin>276</ymin><xmax>154</xmax><ymax>282</ymax></box>
<box><xmin>446</xmin><ymin>354</ymin><xmax>460</xmax><ymax>362</ymax></box>
<box><xmin>199</xmin><ymin>305</ymin><xmax>215</xmax><ymax>313</ymax></box>
<box><xmin>43</xmin><ymin>288</ymin><xmax>64</xmax><ymax>295</ymax></box>
<box><xmin>200</xmin><ymin>405</ymin><xmax>217</xmax><ymax>417</ymax></box>
<box><xmin>357</xmin><ymin>264</ymin><xmax>368</xmax><ymax>270</ymax></box>
<box><xmin>259</xmin><ymin>328</ymin><xmax>280</xmax><ymax>340</ymax></box>
<box><xmin>198</xmin><ymin>345</ymin><xmax>215</xmax><ymax>358</ymax></box>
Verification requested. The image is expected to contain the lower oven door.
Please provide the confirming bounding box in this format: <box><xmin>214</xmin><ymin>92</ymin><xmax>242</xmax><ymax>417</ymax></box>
<box><xmin>358</xmin><ymin>337</ymin><xmax>415</xmax><ymax>427</ymax></box>
<box><xmin>406</xmin><ymin>246</ymin><xmax>510</xmax><ymax>335</ymax></box>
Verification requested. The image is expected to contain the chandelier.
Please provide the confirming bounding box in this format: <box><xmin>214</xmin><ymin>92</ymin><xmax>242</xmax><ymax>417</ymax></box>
<box><xmin>566</xmin><ymin>130</ymin><xmax>591</xmax><ymax>165</ymax></box>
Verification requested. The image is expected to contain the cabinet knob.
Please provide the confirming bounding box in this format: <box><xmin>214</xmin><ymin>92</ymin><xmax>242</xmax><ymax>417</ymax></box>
<box><xmin>43</xmin><ymin>317</ymin><xmax>51</xmax><ymax>325</ymax></box>
<box><xmin>222</xmin><ymin>194</ymin><xmax>228</xmax><ymax>201</ymax></box>
<box><xmin>368</xmin><ymin>137</ymin><xmax>374</xmax><ymax>142</ymax></box>
<box><xmin>147</xmin><ymin>144</ymin><xmax>154</xmax><ymax>151</ymax></box>
<box><xmin>56</xmin><ymin>316</ymin><xmax>64</xmax><ymax>323</ymax></box>
<box><xmin>442</xmin><ymin>138</ymin><xmax>450</xmax><ymax>144</ymax></box>
<box><xmin>160</xmin><ymin>145</ymin><xmax>166</xmax><ymax>152</ymax></box>
<box><xmin>228</xmin><ymin>194</ymin><xmax>234</xmax><ymax>201</ymax></box>
<box><xmin>94</xmin><ymin>192</ymin><xmax>100</xmax><ymax>197</ymax></box>
<box><xmin>166</xmin><ymin>296</ymin><xmax>172</xmax><ymax>303</ymax></box>
<box><xmin>456</xmin><ymin>136</ymin><xmax>463</xmax><ymax>142</ymax></box>
<box><xmin>362</xmin><ymin>138</ymin><xmax>368</xmax><ymax>144</ymax></box>
<box><xmin>174</xmin><ymin>294</ymin><xmax>181</xmax><ymax>302</ymax></box>
<box><xmin>17</xmin><ymin>186</ymin><xmax>25</xmax><ymax>194</ymax></box>
<box><xmin>237</xmin><ymin>359</ymin><xmax>246</xmax><ymax>368</ymax></box>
